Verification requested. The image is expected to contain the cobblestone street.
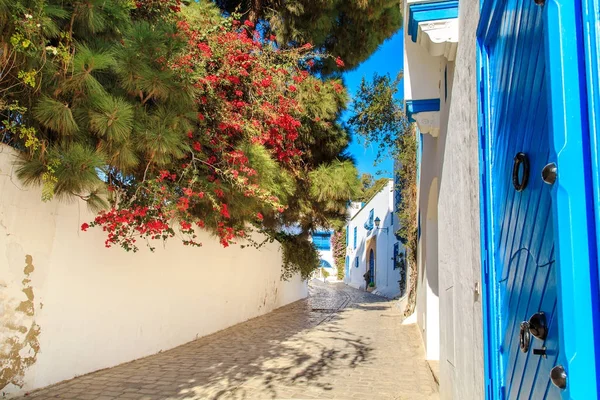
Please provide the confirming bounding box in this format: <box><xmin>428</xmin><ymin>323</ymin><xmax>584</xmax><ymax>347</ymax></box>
<box><xmin>22</xmin><ymin>282</ymin><xmax>439</xmax><ymax>400</ymax></box>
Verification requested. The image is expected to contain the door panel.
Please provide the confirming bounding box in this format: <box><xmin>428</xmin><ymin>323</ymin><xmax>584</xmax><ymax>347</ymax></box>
<box><xmin>479</xmin><ymin>0</ymin><xmax>600</xmax><ymax>397</ymax></box>
<box><xmin>483</xmin><ymin>0</ymin><xmax>560</xmax><ymax>397</ymax></box>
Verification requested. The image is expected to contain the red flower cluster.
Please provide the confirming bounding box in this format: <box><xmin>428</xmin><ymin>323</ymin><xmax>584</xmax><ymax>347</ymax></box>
<box><xmin>83</xmin><ymin>11</ymin><xmax>345</xmax><ymax>253</ymax></box>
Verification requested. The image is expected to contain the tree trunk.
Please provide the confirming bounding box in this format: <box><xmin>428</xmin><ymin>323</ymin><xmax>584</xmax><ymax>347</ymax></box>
<box><xmin>248</xmin><ymin>0</ymin><xmax>262</xmax><ymax>23</ymax></box>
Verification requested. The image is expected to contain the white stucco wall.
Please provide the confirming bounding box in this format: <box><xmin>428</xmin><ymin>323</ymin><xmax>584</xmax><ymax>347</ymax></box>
<box><xmin>344</xmin><ymin>181</ymin><xmax>402</xmax><ymax>298</ymax></box>
<box><xmin>0</xmin><ymin>145</ymin><xmax>308</xmax><ymax>397</ymax></box>
<box><xmin>404</xmin><ymin>0</ymin><xmax>485</xmax><ymax>397</ymax></box>
<box><xmin>405</xmin><ymin>0</ymin><xmax>442</xmax><ymax>360</ymax></box>
<box><xmin>437</xmin><ymin>1</ymin><xmax>484</xmax><ymax>398</ymax></box>
<box><xmin>404</xmin><ymin>1</ymin><xmax>444</xmax><ymax>102</ymax></box>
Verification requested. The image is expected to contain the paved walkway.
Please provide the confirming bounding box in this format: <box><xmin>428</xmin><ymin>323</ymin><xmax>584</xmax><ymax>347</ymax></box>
<box><xmin>22</xmin><ymin>282</ymin><xmax>438</xmax><ymax>400</ymax></box>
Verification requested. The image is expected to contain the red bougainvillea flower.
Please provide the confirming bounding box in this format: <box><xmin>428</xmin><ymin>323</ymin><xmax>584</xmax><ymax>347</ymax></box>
<box><xmin>81</xmin><ymin>223</ymin><xmax>89</xmax><ymax>231</ymax></box>
<box><xmin>82</xmin><ymin>10</ymin><xmax>342</xmax><ymax>253</ymax></box>
<box><xmin>335</xmin><ymin>57</ymin><xmax>345</xmax><ymax>67</ymax></box>
<box><xmin>180</xmin><ymin>221</ymin><xmax>192</xmax><ymax>231</ymax></box>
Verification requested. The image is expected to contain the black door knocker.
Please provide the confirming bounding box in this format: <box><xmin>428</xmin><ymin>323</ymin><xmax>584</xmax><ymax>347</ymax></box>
<box><xmin>512</xmin><ymin>152</ymin><xmax>530</xmax><ymax>192</ymax></box>
<box><xmin>519</xmin><ymin>321</ymin><xmax>530</xmax><ymax>353</ymax></box>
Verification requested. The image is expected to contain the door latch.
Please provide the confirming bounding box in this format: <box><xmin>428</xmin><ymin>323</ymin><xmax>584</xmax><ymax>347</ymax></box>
<box><xmin>519</xmin><ymin>312</ymin><xmax>548</xmax><ymax>355</ymax></box>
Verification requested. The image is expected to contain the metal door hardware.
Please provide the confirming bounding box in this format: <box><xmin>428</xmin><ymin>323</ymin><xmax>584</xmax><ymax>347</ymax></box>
<box><xmin>519</xmin><ymin>312</ymin><xmax>548</xmax><ymax>354</ymax></box>
<box><xmin>542</xmin><ymin>163</ymin><xmax>557</xmax><ymax>185</ymax></box>
<box><xmin>512</xmin><ymin>152</ymin><xmax>530</xmax><ymax>191</ymax></box>
<box><xmin>550</xmin><ymin>365</ymin><xmax>567</xmax><ymax>389</ymax></box>
<box><xmin>528</xmin><ymin>312</ymin><xmax>548</xmax><ymax>340</ymax></box>
<box><xmin>520</xmin><ymin>321</ymin><xmax>530</xmax><ymax>353</ymax></box>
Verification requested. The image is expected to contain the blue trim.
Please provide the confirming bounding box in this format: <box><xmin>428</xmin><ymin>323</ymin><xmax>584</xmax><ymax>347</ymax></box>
<box><xmin>406</xmin><ymin>99</ymin><xmax>440</xmax><ymax>123</ymax></box>
<box><xmin>477</xmin><ymin>0</ymin><xmax>600</xmax><ymax>397</ymax></box>
<box><xmin>364</xmin><ymin>208</ymin><xmax>374</xmax><ymax>230</ymax></box>
<box><xmin>353</xmin><ymin>226</ymin><xmax>357</xmax><ymax>249</ymax></box>
<box><xmin>408</xmin><ymin>0</ymin><xmax>459</xmax><ymax>42</ymax></box>
<box><xmin>319</xmin><ymin>259</ymin><xmax>332</xmax><ymax>269</ymax></box>
<box><xmin>544</xmin><ymin>0</ymin><xmax>600</xmax><ymax>396</ymax></box>
<box><xmin>476</xmin><ymin>33</ymin><xmax>502</xmax><ymax>400</ymax></box>
<box><xmin>581</xmin><ymin>0</ymin><xmax>600</xmax><ymax>374</ymax></box>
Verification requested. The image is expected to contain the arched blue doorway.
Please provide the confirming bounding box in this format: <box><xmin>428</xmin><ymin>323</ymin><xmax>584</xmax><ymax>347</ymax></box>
<box><xmin>368</xmin><ymin>249</ymin><xmax>375</xmax><ymax>286</ymax></box>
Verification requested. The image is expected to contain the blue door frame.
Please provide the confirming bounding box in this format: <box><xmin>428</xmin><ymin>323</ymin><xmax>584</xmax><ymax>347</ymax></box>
<box><xmin>477</xmin><ymin>0</ymin><xmax>600</xmax><ymax>398</ymax></box>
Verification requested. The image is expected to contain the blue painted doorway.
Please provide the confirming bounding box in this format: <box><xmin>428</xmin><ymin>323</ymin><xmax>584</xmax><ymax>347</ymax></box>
<box><xmin>477</xmin><ymin>0</ymin><xmax>600</xmax><ymax>398</ymax></box>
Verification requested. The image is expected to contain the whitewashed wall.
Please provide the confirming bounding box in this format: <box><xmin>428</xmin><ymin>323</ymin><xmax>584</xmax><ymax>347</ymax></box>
<box><xmin>437</xmin><ymin>1</ymin><xmax>484</xmax><ymax>398</ymax></box>
<box><xmin>0</xmin><ymin>145</ymin><xmax>308</xmax><ymax>397</ymax></box>
<box><xmin>403</xmin><ymin>0</ymin><xmax>485</xmax><ymax>397</ymax></box>
<box><xmin>404</xmin><ymin>4</ymin><xmax>442</xmax><ymax>361</ymax></box>
<box><xmin>344</xmin><ymin>181</ymin><xmax>401</xmax><ymax>298</ymax></box>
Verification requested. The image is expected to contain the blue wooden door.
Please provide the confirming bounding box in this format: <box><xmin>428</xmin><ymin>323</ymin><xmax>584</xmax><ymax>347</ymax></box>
<box><xmin>482</xmin><ymin>2</ymin><xmax>559</xmax><ymax>396</ymax></box>
<box><xmin>478</xmin><ymin>0</ymin><xmax>600</xmax><ymax>398</ymax></box>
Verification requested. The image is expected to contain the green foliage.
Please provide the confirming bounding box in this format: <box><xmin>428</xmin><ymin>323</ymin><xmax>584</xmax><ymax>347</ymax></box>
<box><xmin>359</xmin><ymin>176</ymin><xmax>389</xmax><ymax>203</ymax></box>
<box><xmin>395</xmin><ymin>126</ymin><xmax>417</xmax><ymax>263</ymax></box>
<box><xmin>1</xmin><ymin>0</ymin><xmax>362</xmax><ymax>280</ymax></box>
<box><xmin>215</xmin><ymin>0</ymin><xmax>403</xmax><ymax>73</ymax></box>
<box><xmin>279</xmin><ymin>233</ymin><xmax>320</xmax><ymax>280</ymax></box>
<box><xmin>347</xmin><ymin>71</ymin><xmax>418</xmax><ymax>305</ymax></box>
<box><xmin>347</xmin><ymin>72</ymin><xmax>407</xmax><ymax>162</ymax></box>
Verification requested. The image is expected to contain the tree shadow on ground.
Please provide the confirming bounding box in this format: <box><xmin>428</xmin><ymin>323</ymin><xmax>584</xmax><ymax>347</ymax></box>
<box><xmin>26</xmin><ymin>283</ymin><xmax>395</xmax><ymax>400</ymax></box>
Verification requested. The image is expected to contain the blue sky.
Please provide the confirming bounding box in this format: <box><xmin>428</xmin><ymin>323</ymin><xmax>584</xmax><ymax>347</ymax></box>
<box><xmin>341</xmin><ymin>29</ymin><xmax>404</xmax><ymax>179</ymax></box>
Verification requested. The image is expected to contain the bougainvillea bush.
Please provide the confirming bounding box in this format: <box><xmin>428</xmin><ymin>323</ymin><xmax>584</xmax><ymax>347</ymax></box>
<box><xmin>0</xmin><ymin>0</ymin><xmax>361</xmax><ymax>279</ymax></box>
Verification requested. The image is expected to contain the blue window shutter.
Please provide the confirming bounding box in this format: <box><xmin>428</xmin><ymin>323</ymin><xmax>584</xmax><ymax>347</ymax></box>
<box><xmin>353</xmin><ymin>227</ymin><xmax>357</xmax><ymax>248</ymax></box>
<box><xmin>393</xmin><ymin>243</ymin><xmax>399</xmax><ymax>269</ymax></box>
<box><xmin>313</xmin><ymin>232</ymin><xmax>331</xmax><ymax>250</ymax></box>
<box><xmin>346</xmin><ymin>228</ymin><xmax>349</xmax><ymax>246</ymax></box>
<box><xmin>355</xmin><ymin>257</ymin><xmax>359</xmax><ymax>268</ymax></box>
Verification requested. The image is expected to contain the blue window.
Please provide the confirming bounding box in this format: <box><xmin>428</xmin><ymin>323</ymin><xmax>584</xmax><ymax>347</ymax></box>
<box><xmin>353</xmin><ymin>227</ymin><xmax>357</xmax><ymax>249</ymax></box>
<box><xmin>354</xmin><ymin>257</ymin><xmax>359</xmax><ymax>268</ymax></box>
<box><xmin>364</xmin><ymin>208</ymin><xmax>374</xmax><ymax>230</ymax></box>
<box><xmin>346</xmin><ymin>227</ymin><xmax>349</xmax><ymax>246</ymax></box>
<box><xmin>313</xmin><ymin>231</ymin><xmax>331</xmax><ymax>250</ymax></box>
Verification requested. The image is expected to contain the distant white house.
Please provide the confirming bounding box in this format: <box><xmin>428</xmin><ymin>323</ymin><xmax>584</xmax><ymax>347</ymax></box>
<box><xmin>310</xmin><ymin>229</ymin><xmax>337</xmax><ymax>280</ymax></box>
<box><xmin>343</xmin><ymin>180</ymin><xmax>406</xmax><ymax>298</ymax></box>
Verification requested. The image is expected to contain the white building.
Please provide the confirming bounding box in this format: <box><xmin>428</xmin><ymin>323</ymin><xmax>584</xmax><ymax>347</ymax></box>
<box><xmin>310</xmin><ymin>229</ymin><xmax>337</xmax><ymax>280</ymax></box>
<box><xmin>343</xmin><ymin>180</ymin><xmax>405</xmax><ymax>298</ymax></box>
<box><xmin>404</xmin><ymin>0</ymin><xmax>600</xmax><ymax>398</ymax></box>
<box><xmin>402</xmin><ymin>0</ymin><xmax>482</xmax><ymax>396</ymax></box>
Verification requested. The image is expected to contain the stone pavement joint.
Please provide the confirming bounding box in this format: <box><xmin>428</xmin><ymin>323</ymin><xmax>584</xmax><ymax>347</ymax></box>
<box><xmin>21</xmin><ymin>281</ymin><xmax>439</xmax><ymax>400</ymax></box>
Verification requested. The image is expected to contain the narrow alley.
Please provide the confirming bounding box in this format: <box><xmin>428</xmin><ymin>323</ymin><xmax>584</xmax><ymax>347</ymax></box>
<box><xmin>20</xmin><ymin>282</ymin><xmax>439</xmax><ymax>400</ymax></box>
